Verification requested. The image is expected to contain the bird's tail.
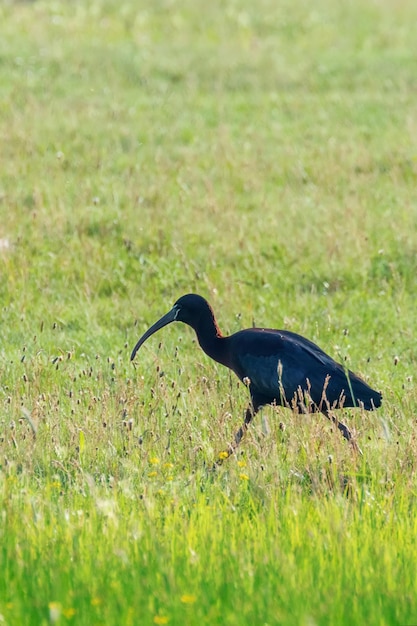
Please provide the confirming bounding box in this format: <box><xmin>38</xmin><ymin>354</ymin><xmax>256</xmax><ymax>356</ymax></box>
<box><xmin>345</xmin><ymin>370</ymin><xmax>382</xmax><ymax>410</ymax></box>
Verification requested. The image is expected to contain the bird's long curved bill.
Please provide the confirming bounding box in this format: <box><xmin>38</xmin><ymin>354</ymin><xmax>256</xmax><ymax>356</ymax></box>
<box><xmin>130</xmin><ymin>306</ymin><xmax>178</xmax><ymax>361</ymax></box>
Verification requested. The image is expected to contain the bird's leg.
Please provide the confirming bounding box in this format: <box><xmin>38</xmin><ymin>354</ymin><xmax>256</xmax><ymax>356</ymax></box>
<box><xmin>324</xmin><ymin>411</ymin><xmax>363</xmax><ymax>455</ymax></box>
<box><xmin>214</xmin><ymin>405</ymin><xmax>255</xmax><ymax>467</ymax></box>
<box><xmin>327</xmin><ymin>413</ymin><xmax>352</xmax><ymax>441</ymax></box>
<box><xmin>317</xmin><ymin>383</ymin><xmax>363</xmax><ymax>454</ymax></box>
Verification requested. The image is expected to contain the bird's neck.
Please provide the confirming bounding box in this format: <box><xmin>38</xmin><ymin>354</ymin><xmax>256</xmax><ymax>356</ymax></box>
<box><xmin>191</xmin><ymin>315</ymin><xmax>228</xmax><ymax>366</ymax></box>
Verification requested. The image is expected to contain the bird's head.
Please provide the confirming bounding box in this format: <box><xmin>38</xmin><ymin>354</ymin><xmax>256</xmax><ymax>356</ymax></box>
<box><xmin>130</xmin><ymin>294</ymin><xmax>213</xmax><ymax>361</ymax></box>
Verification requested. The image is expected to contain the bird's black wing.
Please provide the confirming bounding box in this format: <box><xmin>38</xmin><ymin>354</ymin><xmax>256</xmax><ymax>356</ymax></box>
<box><xmin>228</xmin><ymin>329</ymin><xmax>381</xmax><ymax>410</ymax></box>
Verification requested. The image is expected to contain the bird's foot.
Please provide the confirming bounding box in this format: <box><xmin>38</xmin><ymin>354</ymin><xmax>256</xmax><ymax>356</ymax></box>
<box><xmin>350</xmin><ymin>439</ymin><xmax>363</xmax><ymax>456</ymax></box>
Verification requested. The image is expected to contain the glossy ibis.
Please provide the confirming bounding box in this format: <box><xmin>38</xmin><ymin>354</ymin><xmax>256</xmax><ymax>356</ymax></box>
<box><xmin>131</xmin><ymin>294</ymin><xmax>381</xmax><ymax>461</ymax></box>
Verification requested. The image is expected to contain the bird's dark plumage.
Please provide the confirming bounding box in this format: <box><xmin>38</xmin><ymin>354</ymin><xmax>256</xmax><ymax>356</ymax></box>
<box><xmin>131</xmin><ymin>294</ymin><xmax>382</xmax><ymax>458</ymax></box>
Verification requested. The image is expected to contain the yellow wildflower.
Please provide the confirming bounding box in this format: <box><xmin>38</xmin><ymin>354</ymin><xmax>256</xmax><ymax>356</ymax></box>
<box><xmin>153</xmin><ymin>616</ymin><xmax>169</xmax><ymax>624</ymax></box>
<box><xmin>239</xmin><ymin>473</ymin><xmax>249</xmax><ymax>481</ymax></box>
<box><xmin>180</xmin><ymin>594</ymin><xmax>197</xmax><ymax>604</ymax></box>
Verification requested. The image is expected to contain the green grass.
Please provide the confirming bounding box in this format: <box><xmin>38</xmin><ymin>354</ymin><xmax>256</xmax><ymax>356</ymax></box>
<box><xmin>1</xmin><ymin>0</ymin><xmax>417</xmax><ymax>624</ymax></box>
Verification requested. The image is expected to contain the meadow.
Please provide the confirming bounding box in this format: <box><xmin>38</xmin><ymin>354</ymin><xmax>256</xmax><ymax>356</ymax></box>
<box><xmin>1</xmin><ymin>0</ymin><xmax>417</xmax><ymax>624</ymax></box>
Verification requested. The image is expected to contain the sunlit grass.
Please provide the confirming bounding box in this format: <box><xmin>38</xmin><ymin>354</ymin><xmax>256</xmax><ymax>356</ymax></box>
<box><xmin>1</xmin><ymin>0</ymin><xmax>417</xmax><ymax>624</ymax></box>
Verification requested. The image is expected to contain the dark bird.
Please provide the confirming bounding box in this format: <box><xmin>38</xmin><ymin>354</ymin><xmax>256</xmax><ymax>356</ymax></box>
<box><xmin>131</xmin><ymin>294</ymin><xmax>381</xmax><ymax>461</ymax></box>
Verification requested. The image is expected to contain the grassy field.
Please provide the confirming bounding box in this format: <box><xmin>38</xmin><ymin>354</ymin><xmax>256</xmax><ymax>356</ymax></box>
<box><xmin>1</xmin><ymin>0</ymin><xmax>417</xmax><ymax>624</ymax></box>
